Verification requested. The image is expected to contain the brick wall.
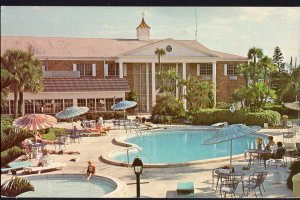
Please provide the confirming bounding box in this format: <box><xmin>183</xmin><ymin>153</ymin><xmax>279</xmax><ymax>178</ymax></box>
<box><xmin>46</xmin><ymin>60</ymin><xmax>105</xmax><ymax>78</ymax></box>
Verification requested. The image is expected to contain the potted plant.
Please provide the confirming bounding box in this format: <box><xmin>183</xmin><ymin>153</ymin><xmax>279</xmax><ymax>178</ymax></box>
<box><xmin>282</xmin><ymin>115</ymin><xmax>289</xmax><ymax>127</ymax></box>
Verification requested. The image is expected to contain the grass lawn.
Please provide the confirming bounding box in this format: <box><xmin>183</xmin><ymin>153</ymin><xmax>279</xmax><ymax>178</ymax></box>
<box><xmin>41</xmin><ymin>127</ymin><xmax>67</xmax><ymax>141</ymax></box>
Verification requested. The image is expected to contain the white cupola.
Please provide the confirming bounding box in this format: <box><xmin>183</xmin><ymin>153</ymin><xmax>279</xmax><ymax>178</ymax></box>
<box><xmin>136</xmin><ymin>17</ymin><xmax>151</xmax><ymax>41</ymax></box>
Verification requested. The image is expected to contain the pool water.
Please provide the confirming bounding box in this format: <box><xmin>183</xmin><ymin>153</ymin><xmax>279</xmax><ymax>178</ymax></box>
<box><xmin>114</xmin><ymin>129</ymin><xmax>267</xmax><ymax>164</ymax></box>
<box><xmin>18</xmin><ymin>174</ymin><xmax>117</xmax><ymax>198</ymax></box>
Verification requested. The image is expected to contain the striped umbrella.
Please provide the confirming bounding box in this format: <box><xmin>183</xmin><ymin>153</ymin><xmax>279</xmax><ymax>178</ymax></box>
<box><xmin>56</xmin><ymin>106</ymin><xmax>89</xmax><ymax>129</ymax></box>
<box><xmin>202</xmin><ymin>124</ymin><xmax>261</xmax><ymax>168</ymax></box>
<box><xmin>111</xmin><ymin>100</ymin><xmax>137</xmax><ymax>119</ymax></box>
<box><xmin>13</xmin><ymin>114</ymin><xmax>57</xmax><ymax>131</ymax></box>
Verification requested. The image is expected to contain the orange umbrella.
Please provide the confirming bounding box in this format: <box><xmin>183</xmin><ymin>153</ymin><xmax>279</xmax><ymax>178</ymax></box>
<box><xmin>13</xmin><ymin>114</ymin><xmax>57</xmax><ymax>131</ymax></box>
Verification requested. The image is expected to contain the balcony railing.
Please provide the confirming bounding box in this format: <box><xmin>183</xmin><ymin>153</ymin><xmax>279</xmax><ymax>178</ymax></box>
<box><xmin>43</xmin><ymin>71</ymin><xmax>80</xmax><ymax>78</ymax></box>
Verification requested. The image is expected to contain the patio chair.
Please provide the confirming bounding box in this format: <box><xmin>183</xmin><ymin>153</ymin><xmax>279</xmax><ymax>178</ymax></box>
<box><xmin>267</xmin><ymin>148</ymin><xmax>286</xmax><ymax>169</ymax></box>
<box><xmin>54</xmin><ymin>135</ymin><xmax>67</xmax><ymax>150</ymax></box>
<box><xmin>284</xmin><ymin>142</ymin><xmax>297</xmax><ymax>163</ymax></box>
<box><xmin>219</xmin><ymin>179</ymin><xmax>240</xmax><ymax>198</ymax></box>
<box><xmin>212</xmin><ymin>167</ymin><xmax>226</xmax><ymax>191</ymax></box>
<box><xmin>69</xmin><ymin>129</ymin><xmax>82</xmax><ymax>143</ymax></box>
<box><xmin>243</xmin><ymin>171</ymin><xmax>267</xmax><ymax>197</ymax></box>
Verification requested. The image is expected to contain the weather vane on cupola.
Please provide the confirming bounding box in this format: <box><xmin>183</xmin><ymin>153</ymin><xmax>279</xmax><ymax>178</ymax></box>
<box><xmin>142</xmin><ymin>12</ymin><xmax>145</xmax><ymax>18</ymax></box>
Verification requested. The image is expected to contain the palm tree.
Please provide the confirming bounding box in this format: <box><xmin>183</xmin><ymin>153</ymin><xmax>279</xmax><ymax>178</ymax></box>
<box><xmin>154</xmin><ymin>48</ymin><xmax>166</xmax><ymax>71</ymax></box>
<box><xmin>248</xmin><ymin>47</ymin><xmax>263</xmax><ymax>84</ymax></box>
<box><xmin>1</xmin><ymin>49</ymin><xmax>43</xmax><ymax>118</ymax></box>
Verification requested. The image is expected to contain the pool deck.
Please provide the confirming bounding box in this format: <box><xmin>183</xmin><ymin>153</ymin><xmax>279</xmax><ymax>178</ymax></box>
<box><xmin>1</xmin><ymin>120</ymin><xmax>299</xmax><ymax>198</ymax></box>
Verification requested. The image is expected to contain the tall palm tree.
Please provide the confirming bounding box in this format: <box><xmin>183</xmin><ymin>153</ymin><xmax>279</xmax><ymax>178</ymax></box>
<box><xmin>1</xmin><ymin>49</ymin><xmax>43</xmax><ymax>118</ymax></box>
<box><xmin>154</xmin><ymin>48</ymin><xmax>166</xmax><ymax>71</ymax></box>
<box><xmin>248</xmin><ymin>47</ymin><xmax>263</xmax><ymax>84</ymax></box>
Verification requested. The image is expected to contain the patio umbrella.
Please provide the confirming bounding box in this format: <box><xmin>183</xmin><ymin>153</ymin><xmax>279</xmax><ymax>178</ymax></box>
<box><xmin>284</xmin><ymin>101</ymin><xmax>300</xmax><ymax>120</ymax></box>
<box><xmin>202</xmin><ymin>124</ymin><xmax>261</xmax><ymax>168</ymax></box>
<box><xmin>13</xmin><ymin>114</ymin><xmax>57</xmax><ymax>131</ymax></box>
<box><xmin>111</xmin><ymin>100</ymin><xmax>137</xmax><ymax>119</ymax></box>
<box><xmin>56</xmin><ymin>106</ymin><xmax>89</xmax><ymax>129</ymax></box>
<box><xmin>13</xmin><ymin>114</ymin><xmax>57</xmax><ymax>142</ymax></box>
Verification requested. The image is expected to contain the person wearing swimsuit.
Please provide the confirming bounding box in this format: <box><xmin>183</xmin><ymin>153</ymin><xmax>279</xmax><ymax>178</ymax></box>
<box><xmin>85</xmin><ymin>160</ymin><xmax>96</xmax><ymax>180</ymax></box>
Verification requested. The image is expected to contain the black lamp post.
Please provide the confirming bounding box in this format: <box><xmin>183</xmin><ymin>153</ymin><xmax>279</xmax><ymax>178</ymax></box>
<box><xmin>132</xmin><ymin>157</ymin><xmax>143</xmax><ymax>198</ymax></box>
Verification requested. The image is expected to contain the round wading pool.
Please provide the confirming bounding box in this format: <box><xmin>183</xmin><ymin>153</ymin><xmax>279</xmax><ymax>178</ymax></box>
<box><xmin>18</xmin><ymin>174</ymin><xmax>125</xmax><ymax>198</ymax></box>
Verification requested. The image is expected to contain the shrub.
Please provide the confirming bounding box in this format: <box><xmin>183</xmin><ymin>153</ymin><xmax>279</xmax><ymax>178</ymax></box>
<box><xmin>287</xmin><ymin>160</ymin><xmax>300</xmax><ymax>190</ymax></box>
<box><xmin>0</xmin><ymin>116</ymin><xmax>14</xmax><ymax>133</ymax></box>
<box><xmin>264</xmin><ymin>104</ymin><xmax>298</xmax><ymax>118</ymax></box>
<box><xmin>191</xmin><ymin>109</ymin><xmax>281</xmax><ymax>126</ymax></box>
<box><xmin>216</xmin><ymin>102</ymin><xmax>230</xmax><ymax>109</ymax></box>
<box><xmin>152</xmin><ymin>93</ymin><xmax>185</xmax><ymax>118</ymax></box>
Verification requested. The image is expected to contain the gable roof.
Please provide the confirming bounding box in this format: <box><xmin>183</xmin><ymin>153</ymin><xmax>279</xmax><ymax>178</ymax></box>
<box><xmin>1</xmin><ymin>36</ymin><xmax>246</xmax><ymax>60</ymax></box>
<box><xmin>43</xmin><ymin>78</ymin><xmax>130</xmax><ymax>92</ymax></box>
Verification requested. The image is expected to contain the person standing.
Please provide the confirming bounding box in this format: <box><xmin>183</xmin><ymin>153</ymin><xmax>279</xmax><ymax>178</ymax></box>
<box><xmin>98</xmin><ymin>115</ymin><xmax>104</xmax><ymax>126</ymax></box>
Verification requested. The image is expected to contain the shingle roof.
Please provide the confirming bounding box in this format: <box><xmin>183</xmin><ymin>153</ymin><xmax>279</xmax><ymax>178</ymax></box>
<box><xmin>1</xmin><ymin>36</ymin><xmax>246</xmax><ymax>60</ymax></box>
<box><xmin>43</xmin><ymin>78</ymin><xmax>130</xmax><ymax>92</ymax></box>
<box><xmin>136</xmin><ymin>18</ymin><xmax>151</xmax><ymax>29</ymax></box>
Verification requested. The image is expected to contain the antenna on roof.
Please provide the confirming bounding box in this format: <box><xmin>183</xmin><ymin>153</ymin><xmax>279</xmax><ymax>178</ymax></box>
<box><xmin>195</xmin><ymin>8</ymin><xmax>198</xmax><ymax>41</ymax></box>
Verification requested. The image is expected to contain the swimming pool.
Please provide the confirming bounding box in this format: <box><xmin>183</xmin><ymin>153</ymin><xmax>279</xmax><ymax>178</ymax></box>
<box><xmin>112</xmin><ymin>128</ymin><xmax>267</xmax><ymax>165</ymax></box>
<box><xmin>18</xmin><ymin>174</ymin><xmax>125</xmax><ymax>198</ymax></box>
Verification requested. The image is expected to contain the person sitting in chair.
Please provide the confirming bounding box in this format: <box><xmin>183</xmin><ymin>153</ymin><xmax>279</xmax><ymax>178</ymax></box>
<box><xmin>265</xmin><ymin>136</ymin><xmax>275</xmax><ymax>151</ymax></box>
<box><xmin>270</xmin><ymin>141</ymin><xmax>285</xmax><ymax>159</ymax></box>
<box><xmin>38</xmin><ymin>149</ymin><xmax>52</xmax><ymax>167</ymax></box>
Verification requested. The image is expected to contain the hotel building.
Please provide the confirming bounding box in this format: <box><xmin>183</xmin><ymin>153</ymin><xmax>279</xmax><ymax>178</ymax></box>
<box><xmin>1</xmin><ymin>18</ymin><xmax>247</xmax><ymax>115</ymax></box>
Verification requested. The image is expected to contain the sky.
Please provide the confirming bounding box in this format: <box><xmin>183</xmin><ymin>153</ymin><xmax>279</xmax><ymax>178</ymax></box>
<box><xmin>1</xmin><ymin>6</ymin><xmax>299</xmax><ymax>63</ymax></box>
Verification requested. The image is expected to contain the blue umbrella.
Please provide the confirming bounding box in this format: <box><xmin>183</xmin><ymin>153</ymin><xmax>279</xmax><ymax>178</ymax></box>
<box><xmin>111</xmin><ymin>100</ymin><xmax>137</xmax><ymax>119</ymax></box>
<box><xmin>56</xmin><ymin>106</ymin><xmax>89</xmax><ymax>129</ymax></box>
<box><xmin>202</xmin><ymin>124</ymin><xmax>261</xmax><ymax>168</ymax></box>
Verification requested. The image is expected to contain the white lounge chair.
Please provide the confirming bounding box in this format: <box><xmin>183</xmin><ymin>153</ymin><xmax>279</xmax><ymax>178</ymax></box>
<box><xmin>211</xmin><ymin>122</ymin><xmax>228</xmax><ymax>128</ymax></box>
<box><xmin>23</xmin><ymin>163</ymin><xmax>66</xmax><ymax>174</ymax></box>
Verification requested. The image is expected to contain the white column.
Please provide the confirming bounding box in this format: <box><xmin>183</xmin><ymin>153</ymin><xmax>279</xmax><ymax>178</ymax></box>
<box><xmin>119</xmin><ymin>62</ymin><xmax>123</xmax><ymax>78</ymax></box>
<box><xmin>146</xmin><ymin>63</ymin><xmax>150</xmax><ymax>112</ymax></box>
<box><xmin>176</xmin><ymin>63</ymin><xmax>179</xmax><ymax>98</ymax></box>
<box><xmin>182</xmin><ymin>62</ymin><xmax>187</xmax><ymax>111</ymax></box>
<box><xmin>9</xmin><ymin>100</ymin><xmax>11</xmax><ymax>115</ymax></box>
<box><xmin>212</xmin><ymin>62</ymin><xmax>217</xmax><ymax>108</ymax></box>
<box><xmin>33</xmin><ymin>100</ymin><xmax>36</xmax><ymax>114</ymax></box>
<box><xmin>151</xmin><ymin>62</ymin><xmax>156</xmax><ymax>107</ymax></box>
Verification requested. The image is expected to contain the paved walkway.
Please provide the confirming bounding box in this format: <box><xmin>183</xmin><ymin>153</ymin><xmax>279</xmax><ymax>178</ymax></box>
<box><xmin>1</xmin><ymin>121</ymin><xmax>299</xmax><ymax>198</ymax></box>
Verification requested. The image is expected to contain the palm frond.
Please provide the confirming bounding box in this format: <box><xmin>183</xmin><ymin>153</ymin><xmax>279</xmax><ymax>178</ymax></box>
<box><xmin>1</xmin><ymin>177</ymin><xmax>34</xmax><ymax>197</ymax></box>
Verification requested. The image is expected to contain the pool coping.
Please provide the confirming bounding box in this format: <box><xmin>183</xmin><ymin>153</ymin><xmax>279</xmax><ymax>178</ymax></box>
<box><xmin>100</xmin><ymin>128</ymin><xmax>268</xmax><ymax>168</ymax></box>
<box><xmin>17</xmin><ymin>173</ymin><xmax>127</xmax><ymax>198</ymax></box>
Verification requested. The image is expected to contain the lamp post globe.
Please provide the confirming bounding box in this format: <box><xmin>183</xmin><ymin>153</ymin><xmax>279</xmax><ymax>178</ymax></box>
<box><xmin>132</xmin><ymin>157</ymin><xmax>143</xmax><ymax>198</ymax></box>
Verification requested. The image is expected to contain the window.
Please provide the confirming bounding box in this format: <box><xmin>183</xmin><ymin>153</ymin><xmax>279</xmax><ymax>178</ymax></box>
<box><xmin>227</xmin><ymin>64</ymin><xmax>238</xmax><ymax>75</ymax></box>
<box><xmin>77</xmin><ymin>99</ymin><xmax>86</xmax><ymax>107</ymax></box>
<box><xmin>198</xmin><ymin>63</ymin><xmax>212</xmax><ymax>75</ymax></box>
<box><xmin>54</xmin><ymin>99</ymin><xmax>64</xmax><ymax>113</ymax></box>
<box><xmin>108</xmin><ymin>63</ymin><xmax>119</xmax><ymax>76</ymax></box>
<box><xmin>25</xmin><ymin>100</ymin><xmax>34</xmax><ymax>114</ymax></box>
<box><xmin>77</xmin><ymin>64</ymin><xmax>92</xmax><ymax>76</ymax></box>
<box><xmin>1</xmin><ymin>104</ymin><xmax>9</xmax><ymax>114</ymax></box>
<box><xmin>10</xmin><ymin>100</ymin><xmax>15</xmax><ymax>114</ymax></box>
<box><xmin>87</xmin><ymin>99</ymin><xmax>95</xmax><ymax>111</ymax></box>
<box><xmin>64</xmin><ymin>99</ymin><xmax>73</xmax><ymax>108</ymax></box>
<box><xmin>96</xmin><ymin>98</ymin><xmax>105</xmax><ymax>111</ymax></box>
<box><xmin>105</xmin><ymin>98</ymin><xmax>114</xmax><ymax>111</ymax></box>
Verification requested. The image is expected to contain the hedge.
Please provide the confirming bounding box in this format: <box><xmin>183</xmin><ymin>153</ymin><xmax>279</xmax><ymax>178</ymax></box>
<box><xmin>57</xmin><ymin>111</ymin><xmax>126</xmax><ymax>122</ymax></box>
<box><xmin>264</xmin><ymin>104</ymin><xmax>298</xmax><ymax>118</ymax></box>
<box><xmin>191</xmin><ymin>109</ymin><xmax>281</xmax><ymax>126</ymax></box>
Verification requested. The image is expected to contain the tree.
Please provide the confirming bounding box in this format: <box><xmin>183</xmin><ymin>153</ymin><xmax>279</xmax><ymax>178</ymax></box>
<box><xmin>154</xmin><ymin>48</ymin><xmax>166</xmax><ymax>71</ymax></box>
<box><xmin>179</xmin><ymin>75</ymin><xmax>213</xmax><ymax>113</ymax></box>
<box><xmin>1</xmin><ymin>49</ymin><xmax>43</xmax><ymax>118</ymax></box>
<box><xmin>1</xmin><ymin>117</ymin><xmax>34</xmax><ymax>197</ymax></box>
<box><xmin>235</xmin><ymin>47</ymin><xmax>276</xmax><ymax>112</ymax></box>
<box><xmin>273</xmin><ymin>46</ymin><xmax>284</xmax><ymax>73</ymax></box>
<box><xmin>156</xmin><ymin>68</ymin><xmax>179</xmax><ymax>94</ymax></box>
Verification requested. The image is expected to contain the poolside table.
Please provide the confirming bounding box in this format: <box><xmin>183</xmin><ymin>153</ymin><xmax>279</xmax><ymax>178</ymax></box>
<box><xmin>246</xmin><ymin>149</ymin><xmax>271</xmax><ymax>169</ymax></box>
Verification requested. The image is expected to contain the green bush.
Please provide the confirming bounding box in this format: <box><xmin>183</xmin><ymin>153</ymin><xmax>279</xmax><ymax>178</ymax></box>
<box><xmin>191</xmin><ymin>109</ymin><xmax>281</xmax><ymax>126</ymax></box>
<box><xmin>57</xmin><ymin>111</ymin><xmax>126</xmax><ymax>122</ymax></box>
<box><xmin>0</xmin><ymin>116</ymin><xmax>14</xmax><ymax>132</ymax></box>
<box><xmin>287</xmin><ymin>160</ymin><xmax>300</xmax><ymax>190</ymax></box>
<box><xmin>264</xmin><ymin>104</ymin><xmax>298</xmax><ymax>118</ymax></box>
<box><xmin>216</xmin><ymin>102</ymin><xmax>230</xmax><ymax>109</ymax></box>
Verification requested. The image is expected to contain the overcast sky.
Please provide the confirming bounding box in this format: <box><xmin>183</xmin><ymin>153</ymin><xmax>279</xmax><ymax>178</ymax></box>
<box><xmin>1</xmin><ymin>6</ymin><xmax>299</xmax><ymax>63</ymax></box>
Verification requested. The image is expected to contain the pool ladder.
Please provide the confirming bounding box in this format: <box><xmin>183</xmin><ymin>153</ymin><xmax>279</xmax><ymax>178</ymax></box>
<box><xmin>126</xmin><ymin>146</ymin><xmax>151</xmax><ymax>167</ymax></box>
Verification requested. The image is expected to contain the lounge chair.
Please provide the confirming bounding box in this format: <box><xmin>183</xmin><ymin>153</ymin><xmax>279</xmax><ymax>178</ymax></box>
<box><xmin>1</xmin><ymin>161</ymin><xmax>32</xmax><ymax>174</ymax></box>
<box><xmin>81</xmin><ymin>127</ymin><xmax>107</xmax><ymax>136</ymax></box>
<box><xmin>23</xmin><ymin>162</ymin><xmax>66</xmax><ymax>174</ymax></box>
<box><xmin>211</xmin><ymin>122</ymin><xmax>228</xmax><ymax>128</ymax></box>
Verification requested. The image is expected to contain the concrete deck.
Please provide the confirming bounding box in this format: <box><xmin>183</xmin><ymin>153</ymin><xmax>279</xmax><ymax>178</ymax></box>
<box><xmin>1</xmin><ymin>120</ymin><xmax>299</xmax><ymax>198</ymax></box>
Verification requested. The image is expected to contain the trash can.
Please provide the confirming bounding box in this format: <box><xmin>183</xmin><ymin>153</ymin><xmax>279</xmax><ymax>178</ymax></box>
<box><xmin>264</xmin><ymin>123</ymin><xmax>268</xmax><ymax>128</ymax></box>
<box><xmin>292</xmin><ymin>173</ymin><xmax>300</xmax><ymax>197</ymax></box>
